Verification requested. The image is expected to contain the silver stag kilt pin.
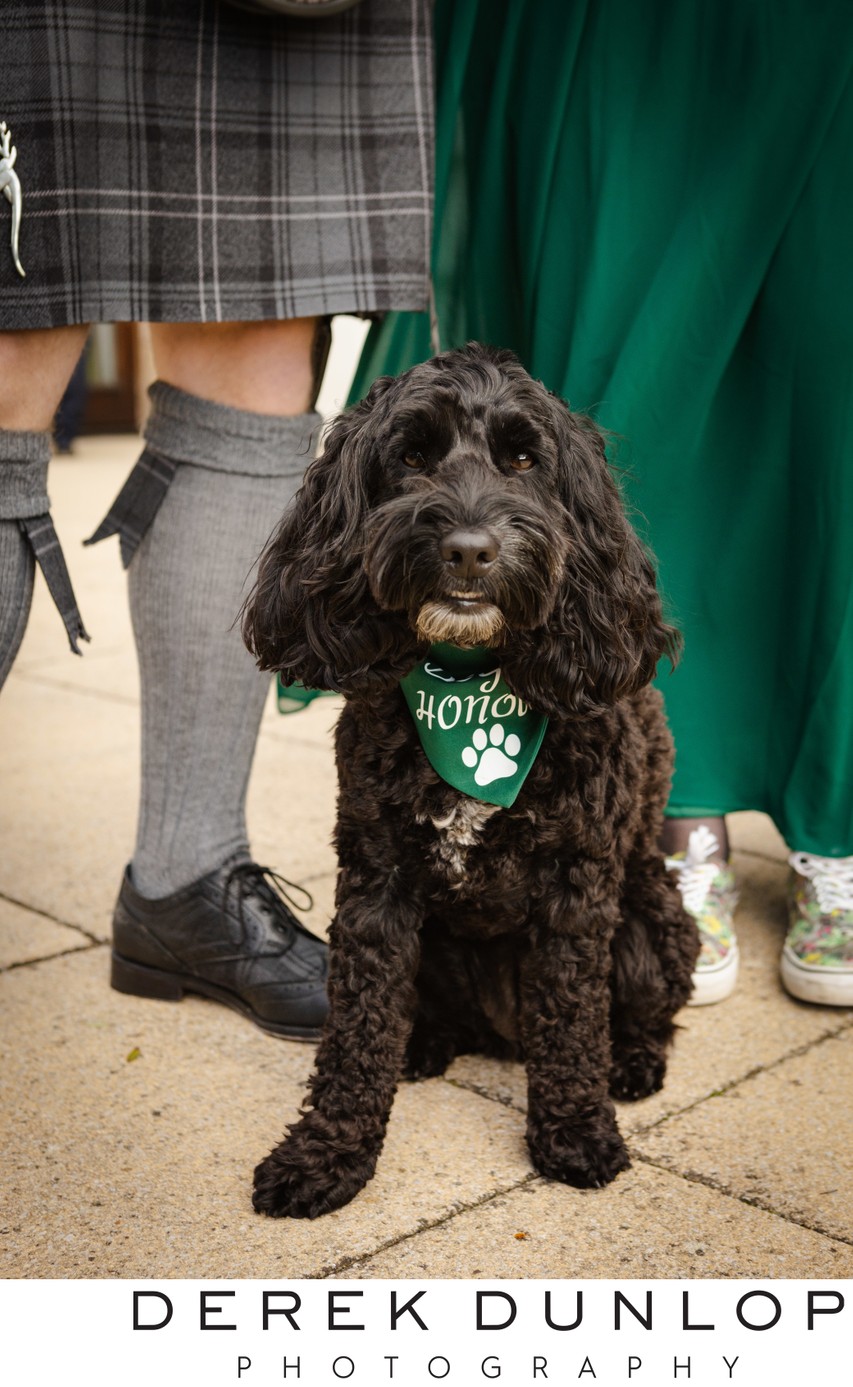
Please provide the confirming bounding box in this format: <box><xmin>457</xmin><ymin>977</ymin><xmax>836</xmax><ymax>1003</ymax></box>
<box><xmin>0</xmin><ymin>122</ymin><xmax>25</xmax><ymax>278</ymax></box>
<box><xmin>0</xmin><ymin>0</ymin><xmax>433</xmax><ymax>327</ymax></box>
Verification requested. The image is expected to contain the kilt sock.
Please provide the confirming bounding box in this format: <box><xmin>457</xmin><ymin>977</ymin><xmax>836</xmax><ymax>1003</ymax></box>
<box><xmin>0</xmin><ymin>429</ymin><xmax>88</xmax><ymax>686</ymax></box>
<box><xmin>0</xmin><ymin>516</ymin><xmax>32</xmax><ymax>687</ymax></box>
<box><xmin>0</xmin><ymin>433</ymin><xmax>45</xmax><ymax>686</ymax></box>
<box><xmin>113</xmin><ymin>384</ymin><xmax>320</xmax><ymax>898</ymax></box>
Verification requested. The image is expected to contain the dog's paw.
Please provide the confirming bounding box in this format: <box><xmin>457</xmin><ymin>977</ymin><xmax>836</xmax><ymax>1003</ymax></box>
<box><xmin>527</xmin><ymin>1110</ymin><xmax>631</xmax><ymax>1189</ymax></box>
<box><xmin>609</xmin><ymin>1043</ymin><xmax>667</xmax><ymax>1102</ymax></box>
<box><xmin>402</xmin><ymin>1028</ymin><xmax>457</xmax><ymax>1081</ymax></box>
<box><xmin>252</xmin><ymin>1153</ymin><xmax>370</xmax><ymax>1219</ymax></box>
<box><xmin>252</xmin><ymin>1123</ymin><xmax>378</xmax><ymax>1219</ymax></box>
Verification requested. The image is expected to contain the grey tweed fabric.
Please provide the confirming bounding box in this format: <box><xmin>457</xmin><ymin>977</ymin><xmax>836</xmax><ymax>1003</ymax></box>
<box><xmin>0</xmin><ymin>431</ymin><xmax>50</xmax><ymax>686</ymax></box>
<box><xmin>0</xmin><ymin>430</ymin><xmax>89</xmax><ymax>672</ymax></box>
<box><xmin>127</xmin><ymin>384</ymin><xmax>321</xmax><ymax>898</ymax></box>
<box><xmin>0</xmin><ymin>0</ymin><xmax>433</xmax><ymax>326</ymax></box>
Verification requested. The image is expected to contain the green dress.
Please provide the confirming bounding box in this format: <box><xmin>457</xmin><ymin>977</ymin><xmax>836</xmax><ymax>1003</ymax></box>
<box><xmin>352</xmin><ymin>0</ymin><xmax>853</xmax><ymax>856</ymax></box>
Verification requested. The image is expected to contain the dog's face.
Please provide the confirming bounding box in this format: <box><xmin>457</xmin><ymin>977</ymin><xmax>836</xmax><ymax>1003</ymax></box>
<box><xmin>359</xmin><ymin>355</ymin><xmax>572</xmax><ymax>650</ymax></box>
<box><xmin>243</xmin><ymin>344</ymin><xmax>678</xmax><ymax>718</ymax></box>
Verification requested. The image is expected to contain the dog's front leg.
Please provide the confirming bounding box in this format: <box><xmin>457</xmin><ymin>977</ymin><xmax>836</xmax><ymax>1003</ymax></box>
<box><xmin>522</xmin><ymin>871</ymin><xmax>630</xmax><ymax>1189</ymax></box>
<box><xmin>253</xmin><ymin>875</ymin><xmax>422</xmax><ymax>1219</ymax></box>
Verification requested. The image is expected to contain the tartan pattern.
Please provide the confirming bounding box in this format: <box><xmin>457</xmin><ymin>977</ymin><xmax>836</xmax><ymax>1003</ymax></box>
<box><xmin>84</xmin><ymin>446</ymin><xmax>178</xmax><ymax>568</ymax></box>
<box><xmin>19</xmin><ymin>514</ymin><xmax>90</xmax><ymax>652</ymax></box>
<box><xmin>0</xmin><ymin>0</ymin><xmax>433</xmax><ymax>326</ymax></box>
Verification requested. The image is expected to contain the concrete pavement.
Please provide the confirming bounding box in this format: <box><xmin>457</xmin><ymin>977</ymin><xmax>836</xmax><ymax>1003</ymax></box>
<box><xmin>1</xmin><ymin>435</ymin><xmax>852</xmax><ymax>1280</ymax></box>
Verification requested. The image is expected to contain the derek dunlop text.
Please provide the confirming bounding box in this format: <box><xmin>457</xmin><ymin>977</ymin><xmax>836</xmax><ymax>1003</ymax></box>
<box><xmin>126</xmin><ymin>1283</ymin><xmax>848</xmax><ymax>1386</ymax></box>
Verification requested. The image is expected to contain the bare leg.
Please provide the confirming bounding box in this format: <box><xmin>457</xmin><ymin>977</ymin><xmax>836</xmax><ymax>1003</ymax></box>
<box><xmin>149</xmin><ymin>317</ymin><xmax>318</xmax><ymax>415</ymax></box>
<box><xmin>0</xmin><ymin>325</ymin><xmax>90</xmax><ymax>430</ymax></box>
<box><xmin>661</xmin><ymin>814</ymin><xmax>729</xmax><ymax>863</ymax></box>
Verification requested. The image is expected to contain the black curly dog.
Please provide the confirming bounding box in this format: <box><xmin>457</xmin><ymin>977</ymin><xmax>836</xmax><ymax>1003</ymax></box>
<box><xmin>243</xmin><ymin>344</ymin><xmax>699</xmax><ymax>1218</ymax></box>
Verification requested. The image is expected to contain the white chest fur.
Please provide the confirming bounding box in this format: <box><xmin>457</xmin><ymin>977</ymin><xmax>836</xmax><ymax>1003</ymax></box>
<box><xmin>419</xmin><ymin>797</ymin><xmax>502</xmax><ymax>883</ymax></box>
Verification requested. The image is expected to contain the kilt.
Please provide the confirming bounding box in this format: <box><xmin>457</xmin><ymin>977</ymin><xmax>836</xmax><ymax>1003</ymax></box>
<box><xmin>0</xmin><ymin>0</ymin><xmax>433</xmax><ymax>326</ymax></box>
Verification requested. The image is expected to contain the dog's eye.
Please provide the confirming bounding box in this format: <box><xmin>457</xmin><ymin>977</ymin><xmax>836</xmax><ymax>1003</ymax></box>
<box><xmin>511</xmin><ymin>452</ymin><xmax>536</xmax><ymax>471</ymax></box>
<box><xmin>402</xmin><ymin>450</ymin><xmax>426</xmax><ymax>469</ymax></box>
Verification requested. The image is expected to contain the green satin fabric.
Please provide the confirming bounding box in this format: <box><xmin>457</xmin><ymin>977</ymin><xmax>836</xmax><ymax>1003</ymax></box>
<box><xmin>351</xmin><ymin>0</ymin><xmax>853</xmax><ymax>855</ymax></box>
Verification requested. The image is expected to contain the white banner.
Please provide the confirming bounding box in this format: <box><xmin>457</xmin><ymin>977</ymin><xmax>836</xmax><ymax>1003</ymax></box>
<box><xmin>3</xmin><ymin>1278</ymin><xmax>850</xmax><ymax>1386</ymax></box>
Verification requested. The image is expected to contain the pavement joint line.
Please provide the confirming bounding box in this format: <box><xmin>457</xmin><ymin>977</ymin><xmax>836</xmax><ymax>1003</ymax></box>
<box><xmin>0</xmin><ymin>890</ymin><xmax>104</xmax><ymax>943</ymax></box>
<box><xmin>630</xmin><ymin>1150</ymin><xmax>853</xmax><ymax>1249</ymax></box>
<box><xmin>629</xmin><ymin>1013</ymin><xmax>853</xmax><ymax>1138</ymax></box>
<box><xmin>314</xmin><ymin>1171</ymin><xmax>543</xmax><ymax>1278</ymax></box>
<box><xmin>318</xmin><ymin>1121</ymin><xmax>853</xmax><ymax>1276</ymax></box>
<box><xmin>0</xmin><ymin>939</ymin><xmax>105</xmax><ymax>975</ymax></box>
<box><xmin>444</xmin><ymin>1014</ymin><xmax>853</xmax><ymax>1134</ymax></box>
<box><xmin>445</xmin><ymin>1074</ymin><xmax>521</xmax><ymax>1110</ymax></box>
<box><xmin>7</xmin><ymin>672</ymin><xmax>139</xmax><ymax>707</ymax></box>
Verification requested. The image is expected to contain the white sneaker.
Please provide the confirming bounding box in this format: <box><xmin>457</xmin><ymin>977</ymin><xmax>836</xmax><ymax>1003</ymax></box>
<box><xmin>666</xmin><ymin>826</ymin><xmax>739</xmax><ymax>1005</ymax></box>
<box><xmin>781</xmin><ymin>852</ymin><xmax>853</xmax><ymax>1006</ymax></box>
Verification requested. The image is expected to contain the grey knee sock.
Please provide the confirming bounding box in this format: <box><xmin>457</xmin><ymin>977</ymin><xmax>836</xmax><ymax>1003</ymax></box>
<box><xmin>128</xmin><ymin>382</ymin><xmax>320</xmax><ymax>899</ymax></box>
<box><xmin>0</xmin><ymin>431</ymin><xmax>50</xmax><ymax>687</ymax></box>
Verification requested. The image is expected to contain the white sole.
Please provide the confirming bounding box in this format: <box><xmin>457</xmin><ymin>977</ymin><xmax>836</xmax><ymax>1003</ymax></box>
<box><xmin>687</xmin><ymin>944</ymin><xmax>739</xmax><ymax>1006</ymax></box>
<box><xmin>780</xmin><ymin>947</ymin><xmax>853</xmax><ymax>1006</ymax></box>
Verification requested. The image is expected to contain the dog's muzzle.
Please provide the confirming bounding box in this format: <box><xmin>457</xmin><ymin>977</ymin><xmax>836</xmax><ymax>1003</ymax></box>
<box><xmin>415</xmin><ymin>524</ymin><xmax>505</xmax><ymax>645</ymax></box>
<box><xmin>365</xmin><ymin>481</ymin><xmax>561</xmax><ymax>648</ymax></box>
<box><xmin>415</xmin><ymin>597</ymin><xmax>505</xmax><ymax>647</ymax></box>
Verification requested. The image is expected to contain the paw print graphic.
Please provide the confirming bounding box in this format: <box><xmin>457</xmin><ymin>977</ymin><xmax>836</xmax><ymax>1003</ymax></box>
<box><xmin>461</xmin><ymin>724</ymin><xmax>522</xmax><ymax>786</ymax></box>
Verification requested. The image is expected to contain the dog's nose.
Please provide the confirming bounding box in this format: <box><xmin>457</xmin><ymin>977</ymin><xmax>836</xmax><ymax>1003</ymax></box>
<box><xmin>439</xmin><ymin>527</ymin><xmax>500</xmax><ymax>578</ymax></box>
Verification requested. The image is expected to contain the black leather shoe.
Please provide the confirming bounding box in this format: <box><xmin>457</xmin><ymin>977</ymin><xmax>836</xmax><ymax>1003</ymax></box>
<box><xmin>110</xmin><ymin>859</ymin><xmax>328</xmax><ymax>1039</ymax></box>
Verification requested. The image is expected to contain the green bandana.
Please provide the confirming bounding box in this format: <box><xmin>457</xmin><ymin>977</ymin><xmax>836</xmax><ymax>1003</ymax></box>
<box><xmin>276</xmin><ymin>674</ymin><xmax>337</xmax><ymax>714</ymax></box>
<box><xmin>400</xmin><ymin>643</ymin><xmax>549</xmax><ymax>808</ymax></box>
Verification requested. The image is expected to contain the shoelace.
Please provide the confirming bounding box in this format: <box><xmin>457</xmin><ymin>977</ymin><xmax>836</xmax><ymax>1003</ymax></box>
<box><xmin>665</xmin><ymin>825</ymin><xmax>724</xmax><ymax>915</ymax></box>
<box><xmin>788</xmin><ymin>852</ymin><xmax>853</xmax><ymax>913</ymax></box>
<box><xmin>223</xmin><ymin>862</ymin><xmax>314</xmax><ymax>950</ymax></box>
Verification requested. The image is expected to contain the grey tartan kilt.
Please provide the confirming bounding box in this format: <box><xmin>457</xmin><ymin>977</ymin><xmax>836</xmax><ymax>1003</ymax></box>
<box><xmin>0</xmin><ymin>0</ymin><xmax>433</xmax><ymax>327</ymax></box>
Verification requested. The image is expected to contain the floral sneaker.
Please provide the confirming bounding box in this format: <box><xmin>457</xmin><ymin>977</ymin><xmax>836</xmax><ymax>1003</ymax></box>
<box><xmin>781</xmin><ymin>853</ymin><xmax>853</xmax><ymax>1006</ymax></box>
<box><xmin>666</xmin><ymin>825</ymin><xmax>739</xmax><ymax>1005</ymax></box>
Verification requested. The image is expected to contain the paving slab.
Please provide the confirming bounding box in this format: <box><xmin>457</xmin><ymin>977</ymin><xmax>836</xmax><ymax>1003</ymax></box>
<box><xmin>347</xmin><ymin>1160</ymin><xmax>853</xmax><ymax>1279</ymax></box>
<box><xmin>0</xmin><ymin>949</ymin><xmax>534</xmax><ymax>1279</ymax></box>
<box><xmin>633</xmin><ymin>1030</ymin><xmax>853</xmax><ymax>1245</ymax></box>
<box><xmin>0</xmin><ymin>680</ymin><xmax>139</xmax><ymax>936</ymax></box>
<box><xmin>0</xmin><ymin>678</ymin><xmax>339</xmax><ymax>941</ymax></box>
<box><xmin>0</xmin><ymin>897</ymin><xmax>95</xmax><ymax>971</ymax></box>
<box><xmin>728</xmin><ymin>810</ymin><xmax>789</xmax><ymax>861</ymax></box>
<box><xmin>4</xmin><ymin>432</ymin><xmax>851</xmax><ymax>1290</ymax></box>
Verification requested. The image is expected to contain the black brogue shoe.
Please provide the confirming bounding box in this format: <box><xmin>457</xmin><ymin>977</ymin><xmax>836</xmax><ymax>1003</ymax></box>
<box><xmin>110</xmin><ymin>858</ymin><xmax>328</xmax><ymax>1039</ymax></box>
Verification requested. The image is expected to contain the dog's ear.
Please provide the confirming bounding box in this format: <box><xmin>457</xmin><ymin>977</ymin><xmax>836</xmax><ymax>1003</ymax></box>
<box><xmin>242</xmin><ymin>376</ymin><xmax>418</xmax><ymax>693</ymax></box>
<box><xmin>503</xmin><ymin>399</ymin><xmax>679</xmax><ymax>719</ymax></box>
